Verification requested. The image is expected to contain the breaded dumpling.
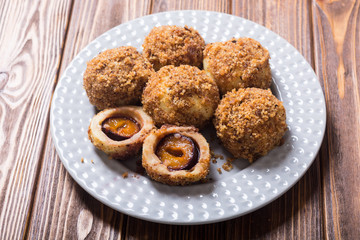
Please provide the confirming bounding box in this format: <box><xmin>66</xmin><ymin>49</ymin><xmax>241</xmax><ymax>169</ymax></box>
<box><xmin>83</xmin><ymin>46</ymin><xmax>153</xmax><ymax>110</ymax></box>
<box><xmin>142</xmin><ymin>25</ymin><xmax>205</xmax><ymax>71</ymax></box>
<box><xmin>142</xmin><ymin>65</ymin><xmax>220</xmax><ymax>128</ymax></box>
<box><xmin>203</xmin><ymin>38</ymin><xmax>271</xmax><ymax>95</ymax></box>
<box><xmin>88</xmin><ymin>106</ymin><xmax>155</xmax><ymax>159</ymax></box>
<box><xmin>142</xmin><ymin>125</ymin><xmax>210</xmax><ymax>185</ymax></box>
<box><xmin>214</xmin><ymin>88</ymin><xmax>287</xmax><ymax>162</ymax></box>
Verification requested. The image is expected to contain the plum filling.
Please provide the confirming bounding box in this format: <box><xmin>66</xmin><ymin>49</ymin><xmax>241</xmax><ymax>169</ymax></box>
<box><xmin>101</xmin><ymin>116</ymin><xmax>140</xmax><ymax>141</ymax></box>
<box><xmin>155</xmin><ymin>133</ymin><xmax>199</xmax><ymax>171</ymax></box>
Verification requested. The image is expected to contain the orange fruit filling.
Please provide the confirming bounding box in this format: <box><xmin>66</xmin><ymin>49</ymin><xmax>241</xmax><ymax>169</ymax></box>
<box><xmin>156</xmin><ymin>134</ymin><xmax>198</xmax><ymax>170</ymax></box>
<box><xmin>102</xmin><ymin>116</ymin><xmax>140</xmax><ymax>141</ymax></box>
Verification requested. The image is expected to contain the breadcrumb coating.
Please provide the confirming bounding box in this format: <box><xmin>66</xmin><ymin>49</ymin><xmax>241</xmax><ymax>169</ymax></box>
<box><xmin>142</xmin><ymin>25</ymin><xmax>205</xmax><ymax>71</ymax></box>
<box><xmin>83</xmin><ymin>46</ymin><xmax>153</xmax><ymax>110</ymax></box>
<box><xmin>203</xmin><ymin>37</ymin><xmax>271</xmax><ymax>95</ymax></box>
<box><xmin>214</xmin><ymin>88</ymin><xmax>287</xmax><ymax>162</ymax></box>
<box><xmin>142</xmin><ymin>65</ymin><xmax>220</xmax><ymax>128</ymax></box>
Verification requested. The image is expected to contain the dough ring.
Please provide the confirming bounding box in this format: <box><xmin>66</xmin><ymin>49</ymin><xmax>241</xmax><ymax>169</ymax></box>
<box><xmin>142</xmin><ymin>125</ymin><xmax>210</xmax><ymax>185</ymax></box>
<box><xmin>88</xmin><ymin>106</ymin><xmax>155</xmax><ymax>159</ymax></box>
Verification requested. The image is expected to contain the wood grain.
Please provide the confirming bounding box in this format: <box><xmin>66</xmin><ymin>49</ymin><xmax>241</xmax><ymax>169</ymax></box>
<box><xmin>151</xmin><ymin>0</ymin><xmax>231</xmax><ymax>12</ymax></box>
<box><xmin>26</xmin><ymin>0</ymin><xmax>152</xmax><ymax>239</ymax></box>
<box><xmin>0</xmin><ymin>0</ymin><xmax>72</xmax><ymax>239</ymax></box>
<box><xmin>312</xmin><ymin>0</ymin><xmax>360</xmax><ymax>239</ymax></box>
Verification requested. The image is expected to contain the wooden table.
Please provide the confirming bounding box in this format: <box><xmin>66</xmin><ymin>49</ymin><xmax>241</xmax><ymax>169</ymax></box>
<box><xmin>1</xmin><ymin>0</ymin><xmax>359</xmax><ymax>239</ymax></box>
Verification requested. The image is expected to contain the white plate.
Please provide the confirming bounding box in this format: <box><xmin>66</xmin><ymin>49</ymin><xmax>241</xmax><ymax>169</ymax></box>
<box><xmin>50</xmin><ymin>10</ymin><xmax>326</xmax><ymax>224</ymax></box>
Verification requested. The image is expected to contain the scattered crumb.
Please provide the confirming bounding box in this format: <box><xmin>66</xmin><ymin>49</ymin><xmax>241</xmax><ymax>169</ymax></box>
<box><xmin>122</xmin><ymin>172</ymin><xmax>129</xmax><ymax>179</ymax></box>
<box><xmin>210</xmin><ymin>149</ymin><xmax>225</xmax><ymax>164</ymax></box>
<box><xmin>222</xmin><ymin>157</ymin><xmax>235</xmax><ymax>172</ymax></box>
<box><xmin>91</xmin><ymin>159</ymin><xmax>94</xmax><ymax>164</ymax></box>
<box><xmin>132</xmin><ymin>174</ymin><xmax>140</xmax><ymax>179</ymax></box>
<box><xmin>222</xmin><ymin>162</ymin><xmax>233</xmax><ymax>172</ymax></box>
<box><xmin>210</xmin><ymin>149</ymin><xmax>215</xmax><ymax>161</ymax></box>
<box><xmin>217</xmin><ymin>168</ymin><xmax>222</xmax><ymax>174</ymax></box>
<box><xmin>81</xmin><ymin>158</ymin><xmax>84</xmax><ymax>163</ymax></box>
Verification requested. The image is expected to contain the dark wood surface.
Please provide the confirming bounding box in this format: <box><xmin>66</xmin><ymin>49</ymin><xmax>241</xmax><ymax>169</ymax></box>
<box><xmin>0</xmin><ymin>0</ymin><xmax>359</xmax><ymax>239</ymax></box>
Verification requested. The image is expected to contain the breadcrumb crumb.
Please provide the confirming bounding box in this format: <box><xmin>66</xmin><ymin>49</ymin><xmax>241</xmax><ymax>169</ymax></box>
<box><xmin>132</xmin><ymin>174</ymin><xmax>140</xmax><ymax>179</ymax></box>
<box><xmin>81</xmin><ymin>158</ymin><xmax>84</xmax><ymax>163</ymax></box>
<box><xmin>217</xmin><ymin>168</ymin><xmax>222</xmax><ymax>174</ymax></box>
<box><xmin>222</xmin><ymin>161</ymin><xmax>233</xmax><ymax>172</ymax></box>
<box><xmin>122</xmin><ymin>172</ymin><xmax>129</xmax><ymax>179</ymax></box>
<box><xmin>215</xmin><ymin>154</ymin><xmax>224</xmax><ymax>160</ymax></box>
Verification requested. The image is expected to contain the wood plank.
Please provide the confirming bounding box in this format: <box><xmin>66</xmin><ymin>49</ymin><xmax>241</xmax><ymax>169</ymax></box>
<box><xmin>0</xmin><ymin>0</ymin><xmax>72</xmax><ymax>239</ymax></box>
<box><xmin>312</xmin><ymin>0</ymin><xmax>360</xmax><ymax>239</ymax></box>
<box><xmin>26</xmin><ymin>0</ymin><xmax>152</xmax><ymax>239</ymax></box>
<box><xmin>230</xmin><ymin>0</ymin><xmax>323</xmax><ymax>239</ymax></box>
<box><xmin>151</xmin><ymin>0</ymin><xmax>230</xmax><ymax>12</ymax></box>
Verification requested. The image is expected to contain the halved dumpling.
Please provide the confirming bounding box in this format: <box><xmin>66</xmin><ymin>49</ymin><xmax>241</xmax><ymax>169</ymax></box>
<box><xmin>88</xmin><ymin>106</ymin><xmax>155</xmax><ymax>159</ymax></box>
<box><xmin>142</xmin><ymin>125</ymin><xmax>210</xmax><ymax>185</ymax></box>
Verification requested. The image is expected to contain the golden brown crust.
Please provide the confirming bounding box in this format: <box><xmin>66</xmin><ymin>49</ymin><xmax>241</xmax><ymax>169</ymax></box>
<box><xmin>83</xmin><ymin>46</ymin><xmax>154</xmax><ymax>110</ymax></box>
<box><xmin>88</xmin><ymin>106</ymin><xmax>155</xmax><ymax>159</ymax></box>
<box><xmin>142</xmin><ymin>25</ymin><xmax>205</xmax><ymax>71</ymax></box>
<box><xmin>203</xmin><ymin>38</ymin><xmax>271</xmax><ymax>95</ymax></box>
<box><xmin>142</xmin><ymin>125</ymin><xmax>210</xmax><ymax>185</ymax></box>
<box><xmin>214</xmin><ymin>88</ymin><xmax>287</xmax><ymax>162</ymax></box>
<box><xmin>142</xmin><ymin>65</ymin><xmax>220</xmax><ymax>128</ymax></box>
